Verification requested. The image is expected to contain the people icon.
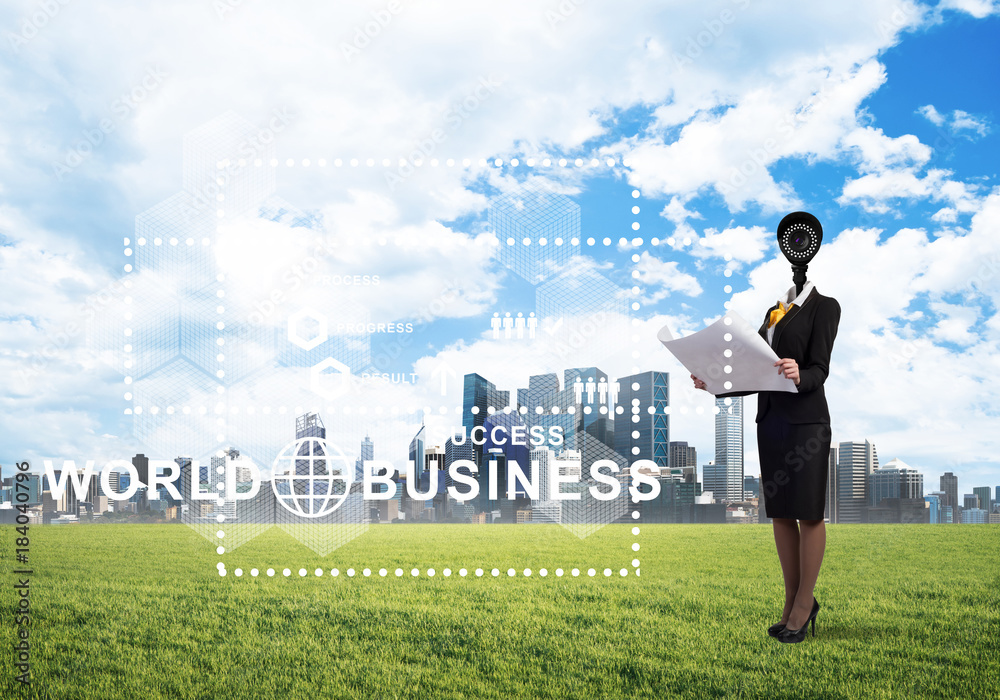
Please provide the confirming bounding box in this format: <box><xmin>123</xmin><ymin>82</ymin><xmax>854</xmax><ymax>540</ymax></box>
<box><xmin>488</xmin><ymin>311</ymin><xmax>543</xmax><ymax>341</ymax></box>
<box><xmin>515</xmin><ymin>312</ymin><xmax>526</xmax><ymax>339</ymax></box>
<box><xmin>573</xmin><ymin>377</ymin><xmax>584</xmax><ymax>404</ymax></box>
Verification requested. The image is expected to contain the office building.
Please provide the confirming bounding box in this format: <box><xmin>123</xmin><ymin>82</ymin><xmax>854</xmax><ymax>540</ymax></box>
<box><xmin>713</xmin><ymin>396</ymin><xmax>743</xmax><ymax>502</ymax></box>
<box><xmin>408</xmin><ymin>424</ymin><xmax>426</xmax><ymax>481</ymax></box>
<box><xmin>940</xmin><ymin>472</ymin><xmax>959</xmax><ymax>523</ymax></box>
<box><xmin>836</xmin><ymin>440</ymin><xmax>878</xmax><ymax>523</ymax></box>
<box><xmin>962</xmin><ymin>508</ymin><xmax>987</xmax><ymax>524</ymax></box>
<box><xmin>972</xmin><ymin>487</ymin><xmax>992</xmax><ymax>514</ymax></box>
<box><xmin>463</xmin><ymin>373</ymin><xmax>511</xmax><ymax>464</ymax></box>
<box><xmin>869</xmin><ymin>458</ymin><xmax>923</xmax><ymax>506</ymax></box>
<box><xmin>615</xmin><ymin>371</ymin><xmax>670</xmax><ymax>468</ymax></box>
<box><xmin>670</xmin><ymin>441</ymin><xmax>697</xmax><ymax>473</ymax></box>
<box><xmin>355</xmin><ymin>435</ymin><xmax>374</xmax><ymax>482</ymax></box>
<box><xmin>825</xmin><ymin>446</ymin><xmax>838</xmax><ymax>523</ymax></box>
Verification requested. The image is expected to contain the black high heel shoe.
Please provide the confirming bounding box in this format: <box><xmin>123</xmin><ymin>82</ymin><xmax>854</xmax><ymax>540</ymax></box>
<box><xmin>767</xmin><ymin>622</ymin><xmax>786</xmax><ymax>637</ymax></box>
<box><xmin>777</xmin><ymin>598</ymin><xmax>820</xmax><ymax>644</ymax></box>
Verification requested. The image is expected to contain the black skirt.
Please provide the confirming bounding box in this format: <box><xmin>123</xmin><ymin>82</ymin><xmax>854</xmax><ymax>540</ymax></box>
<box><xmin>757</xmin><ymin>410</ymin><xmax>832</xmax><ymax>521</ymax></box>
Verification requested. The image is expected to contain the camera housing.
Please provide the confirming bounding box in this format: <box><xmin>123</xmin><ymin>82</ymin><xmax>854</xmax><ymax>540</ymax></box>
<box><xmin>776</xmin><ymin>211</ymin><xmax>823</xmax><ymax>296</ymax></box>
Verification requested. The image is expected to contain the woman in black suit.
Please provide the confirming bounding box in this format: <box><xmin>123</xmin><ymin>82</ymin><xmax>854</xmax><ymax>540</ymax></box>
<box><xmin>692</xmin><ymin>280</ymin><xmax>841</xmax><ymax>643</ymax></box>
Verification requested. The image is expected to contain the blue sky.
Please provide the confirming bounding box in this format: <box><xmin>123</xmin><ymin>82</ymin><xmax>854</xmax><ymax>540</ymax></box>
<box><xmin>1</xmin><ymin>0</ymin><xmax>999</xmax><ymax>498</ymax></box>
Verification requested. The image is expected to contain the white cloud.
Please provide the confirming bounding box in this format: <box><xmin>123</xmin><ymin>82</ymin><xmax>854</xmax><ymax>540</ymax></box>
<box><xmin>635</xmin><ymin>251</ymin><xmax>702</xmax><ymax>302</ymax></box>
<box><xmin>928</xmin><ymin>300</ymin><xmax>980</xmax><ymax>346</ymax></box>
<box><xmin>937</xmin><ymin>0</ymin><xmax>1000</xmax><ymax>18</ymax></box>
<box><xmin>917</xmin><ymin>104</ymin><xmax>991</xmax><ymax>138</ymax></box>
<box><xmin>950</xmin><ymin>109</ymin><xmax>991</xmax><ymax>137</ymax></box>
<box><xmin>690</xmin><ymin>225</ymin><xmax>770</xmax><ymax>265</ymax></box>
<box><xmin>840</xmin><ymin>127</ymin><xmax>931</xmax><ymax>172</ymax></box>
<box><xmin>917</xmin><ymin>104</ymin><xmax>946</xmax><ymax>126</ymax></box>
<box><xmin>838</xmin><ymin>168</ymin><xmax>982</xmax><ymax>214</ymax></box>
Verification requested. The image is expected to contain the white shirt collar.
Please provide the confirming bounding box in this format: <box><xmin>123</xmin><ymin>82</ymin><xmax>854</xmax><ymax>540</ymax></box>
<box><xmin>779</xmin><ymin>280</ymin><xmax>815</xmax><ymax>308</ymax></box>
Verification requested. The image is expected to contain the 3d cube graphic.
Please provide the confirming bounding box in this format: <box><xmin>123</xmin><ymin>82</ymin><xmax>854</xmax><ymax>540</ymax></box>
<box><xmin>489</xmin><ymin>188</ymin><xmax>582</xmax><ymax>284</ymax></box>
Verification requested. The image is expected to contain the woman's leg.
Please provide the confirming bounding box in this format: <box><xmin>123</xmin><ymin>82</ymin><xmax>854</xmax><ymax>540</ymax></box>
<box><xmin>786</xmin><ymin>518</ymin><xmax>826</xmax><ymax>629</ymax></box>
<box><xmin>771</xmin><ymin>518</ymin><xmax>801</xmax><ymax>624</ymax></box>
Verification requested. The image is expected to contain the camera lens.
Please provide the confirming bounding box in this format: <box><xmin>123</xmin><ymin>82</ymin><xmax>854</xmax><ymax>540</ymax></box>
<box><xmin>789</xmin><ymin>231</ymin><xmax>810</xmax><ymax>251</ymax></box>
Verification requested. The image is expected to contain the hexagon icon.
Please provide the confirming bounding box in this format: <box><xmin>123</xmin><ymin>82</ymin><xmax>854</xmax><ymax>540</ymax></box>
<box><xmin>310</xmin><ymin>357</ymin><xmax>352</xmax><ymax>400</ymax></box>
<box><xmin>288</xmin><ymin>308</ymin><xmax>328</xmax><ymax>351</ymax></box>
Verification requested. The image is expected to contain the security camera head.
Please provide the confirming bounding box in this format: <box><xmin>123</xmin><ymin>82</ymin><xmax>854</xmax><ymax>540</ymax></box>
<box><xmin>777</xmin><ymin>211</ymin><xmax>823</xmax><ymax>265</ymax></box>
<box><xmin>777</xmin><ymin>211</ymin><xmax>822</xmax><ymax>296</ymax></box>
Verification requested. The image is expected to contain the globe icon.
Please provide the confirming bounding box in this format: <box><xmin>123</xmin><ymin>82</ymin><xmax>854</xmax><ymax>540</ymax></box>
<box><xmin>270</xmin><ymin>436</ymin><xmax>354</xmax><ymax>518</ymax></box>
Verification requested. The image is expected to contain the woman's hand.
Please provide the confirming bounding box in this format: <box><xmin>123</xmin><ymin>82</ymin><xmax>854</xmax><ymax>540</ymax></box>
<box><xmin>774</xmin><ymin>358</ymin><xmax>800</xmax><ymax>386</ymax></box>
<box><xmin>690</xmin><ymin>373</ymin><xmax>708</xmax><ymax>391</ymax></box>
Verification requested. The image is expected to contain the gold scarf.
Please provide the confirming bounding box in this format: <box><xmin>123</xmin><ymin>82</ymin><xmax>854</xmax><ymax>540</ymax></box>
<box><xmin>768</xmin><ymin>301</ymin><xmax>794</xmax><ymax>329</ymax></box>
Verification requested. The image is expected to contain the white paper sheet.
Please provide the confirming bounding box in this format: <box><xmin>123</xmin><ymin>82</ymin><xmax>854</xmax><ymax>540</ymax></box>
<box><xmin>657</xmin><ymin>311</ymin><xmax>798</xmax><ymax>395</ymax></box>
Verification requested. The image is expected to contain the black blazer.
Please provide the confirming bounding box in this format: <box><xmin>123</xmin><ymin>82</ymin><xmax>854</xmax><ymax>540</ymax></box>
<box><xmin>717</xmin><ymin>287</ymin><xmax>841</xmax><ymax>425</ymax></box>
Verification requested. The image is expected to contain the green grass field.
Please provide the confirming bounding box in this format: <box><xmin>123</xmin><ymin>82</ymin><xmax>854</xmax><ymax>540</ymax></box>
<box><xmin>2</xmin><ymin>523</ymin><xmax>998</xmax><ymax>699</ymax></box>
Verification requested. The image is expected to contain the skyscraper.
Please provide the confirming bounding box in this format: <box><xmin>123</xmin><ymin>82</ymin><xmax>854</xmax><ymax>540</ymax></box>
<box><xmin>294</xmin><ymin>413</ymin><xmax>327</xmax><ymax>501</ymax></box>
<box><xmin>870</xmin><ymin>458</ymin><xmax>923</xmax><ymax>506</ymax></box>
<box><xmin>615</xmin><ymin>371</ymin><xmax>670</xmax><ymax>468</ymax></box>
<box><xmin>825</xmin><ymin>446</ymin><xmax>838</xmax><ymax>523</ymax></box>
<box><xmin>463</xmin><ymin>373</ymin><xmax>510</xmax><ymax>465</ymax></box>
<box><xmin>355</xmin><ymin>435</ymin><xmax>374</xmax><ymax>482</ymax></box>
<box><xmin>972</xmin><ymin>487</ymin><xmax>991</xmax><ymax>514</ymax></box>
<box><xmin>713</xmin><ymin>396</ymin><xmax>743</xmax><ymax>502</ymax></box>
<box><xmin>940</xmin><ymin>472</ymin><xmax>959</xmax><ymax>523</ymax></box>
<box><xmin>669</xmin><ymin>441</ymin><xmax>697</xmax><ymax>473</ymax></box>
<box><xmin>409</xmin><ymin>424</ymin><xmax>426</xmax><ymax>481</ymax></box>
<box><xmin>133</xmin><ymin>453</ymin><xmax>150</xmax><ymax>512</ymax></box>
<box><xmin>702</xmin><ymin>462</ymin><xmax>726</xmax><ymax>503</ymax></box>
<box><xmin>837</xmin><ymin>440</ymin><xmax>878</xmax><ymax>523</ymax></box>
